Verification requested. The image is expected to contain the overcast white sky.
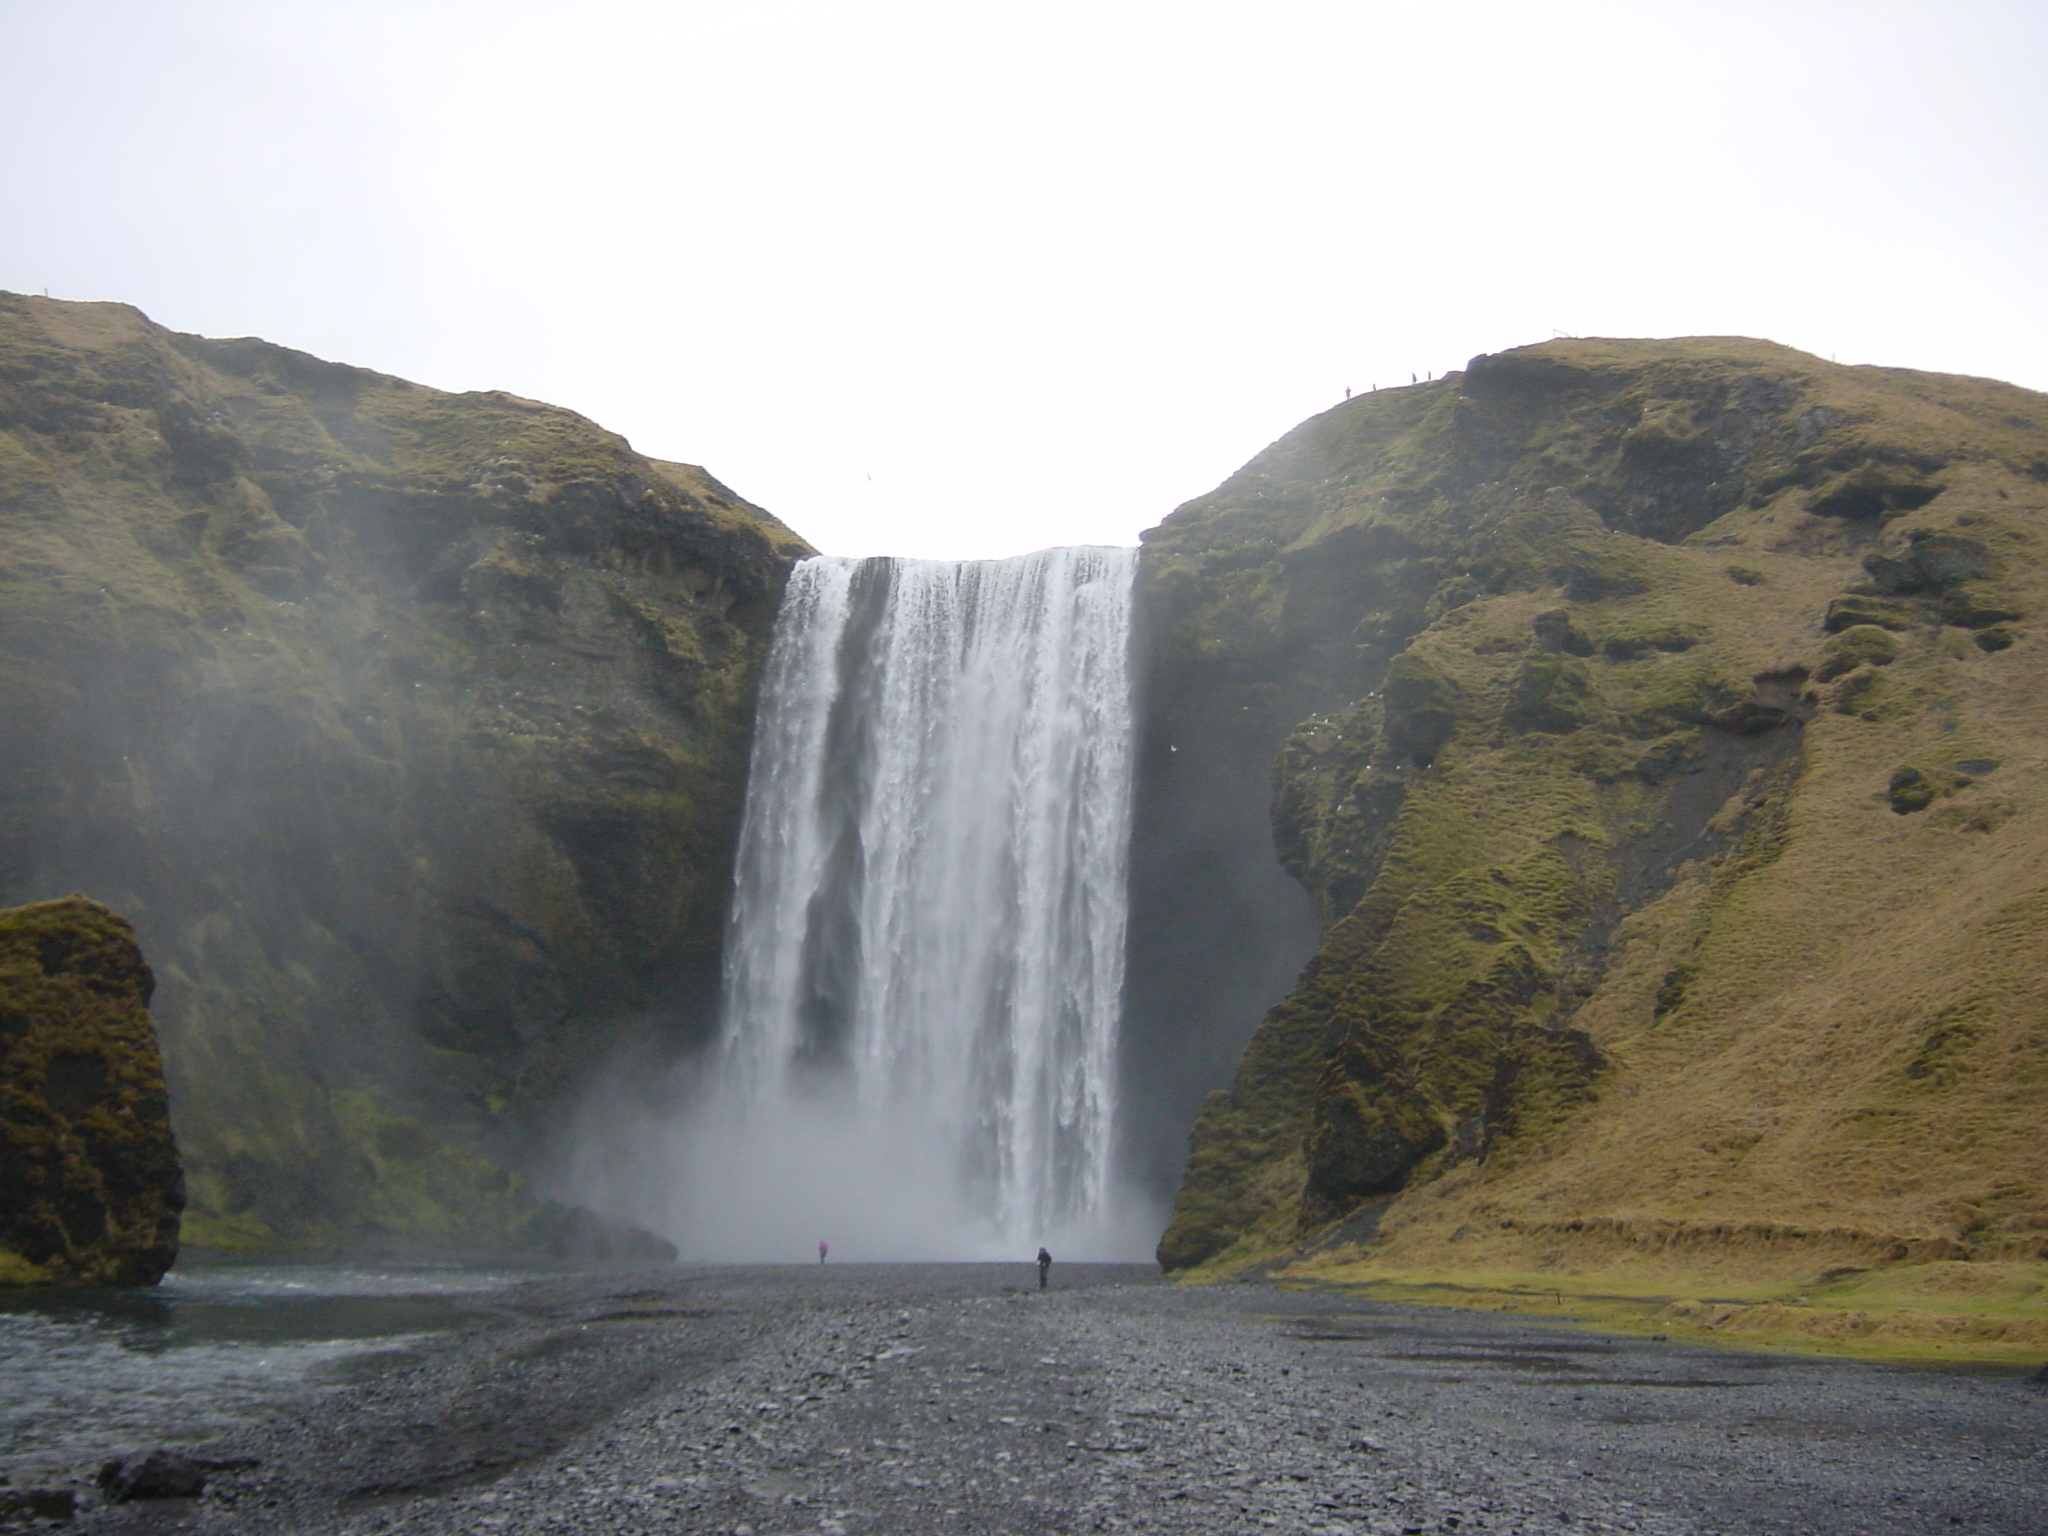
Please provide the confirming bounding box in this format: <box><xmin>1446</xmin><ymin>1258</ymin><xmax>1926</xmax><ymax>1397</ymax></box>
<box><xmin>3</xmin><ymin>1</ymin><xmax>2043</xmax><ymax>559</ymax></box>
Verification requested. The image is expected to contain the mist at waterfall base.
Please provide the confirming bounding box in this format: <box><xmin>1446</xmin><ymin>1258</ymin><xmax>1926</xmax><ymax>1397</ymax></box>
<box><xmin>554</xmin><ymin>547</ymin><xmax>1163</xmax><ymax>1262</ymax></box>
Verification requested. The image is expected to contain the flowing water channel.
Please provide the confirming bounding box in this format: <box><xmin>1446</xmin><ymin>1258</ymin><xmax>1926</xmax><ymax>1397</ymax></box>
<box><xmin>0</xmin><ymin>1262</ymin><xmax>517</xmax><ymax>1484</ymax></box>
<box><xmin>650</xmin><ymin>547</ymin><xmax>1141</xmax><ymax>1260</ymax></box>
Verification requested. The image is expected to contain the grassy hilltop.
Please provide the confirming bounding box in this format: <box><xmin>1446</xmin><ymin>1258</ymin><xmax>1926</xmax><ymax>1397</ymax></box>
<box><xmin>0</xmin><ymin>294</ymin><xmax>808</xmax><ymax>1255</ymax></box>
<box><xmin>1138</xmin><ymin>337</ymin><xmax>2048</xmax><ymax>1361</ymax></box>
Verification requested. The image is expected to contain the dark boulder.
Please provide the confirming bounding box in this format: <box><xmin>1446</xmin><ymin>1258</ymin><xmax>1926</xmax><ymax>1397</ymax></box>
<box><xmin>97</xmin><ymin>1451</ymin><xmax>208</xmax><ymax>1501</ymax></box>
<box><xmin>0</xmin><ymin>896</ymin><xmax>182</xmax><ymax>1286</ymax></box>
<box><xmin>1532</xmin><ymin>608</ymin><xmax>1593</xmax><ymax>655</ymax></box>
<box><xmin>0</xmin><ymin>1486</ymin><xmax>78</xmax><ymax>1521</ymax></box>
<box><xmin>1380</xmin><ymin>653</ymin><xmax>1465</xmax><ymax>764</ymax></box>
<box><xmin>1886</xmin><ymin>764</ymin><xmax>1975</xmax><ymax>816</ymax></box>
<box><xmin>1903</xmin><ymin>531</ymin><xmax>1990</xmax><ymax>587</ymax></box>
<box><xmin>522</xmin><ymin>1199</ymin><xmax>677</xmax><ymax>1263</ymax></box>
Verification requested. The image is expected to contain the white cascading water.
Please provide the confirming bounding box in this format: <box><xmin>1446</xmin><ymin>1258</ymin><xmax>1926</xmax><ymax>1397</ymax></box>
<box><xmin>656</xmin><ymin>545</ymin><xmax>1140</xmax><ymax>1259</ymax></box>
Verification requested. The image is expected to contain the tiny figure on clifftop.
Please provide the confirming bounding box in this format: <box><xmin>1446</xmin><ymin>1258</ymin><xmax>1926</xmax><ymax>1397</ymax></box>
<box><xmin>1036</xmin><ymin>1246</ymin><xmax>1052</xmax><ymax>1290</ymax></box>
<box><xmin>818</xmin><ymin>1240</ymin><xmax>828</xmax><ymax>1263</ymax></box>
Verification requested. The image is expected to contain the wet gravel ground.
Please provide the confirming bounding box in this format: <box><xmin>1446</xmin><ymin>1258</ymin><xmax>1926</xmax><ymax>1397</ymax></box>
<box><xmin>51</xmin><ymin>1263</ymin><xmax>2047</xmax><ymax>1536</ymax></box>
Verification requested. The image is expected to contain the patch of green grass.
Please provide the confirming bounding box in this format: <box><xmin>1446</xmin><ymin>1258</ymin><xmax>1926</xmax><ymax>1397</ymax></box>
<box><xmin>1262</xmin><ymin>1262</ymin><xmax>2048</xmax><ymax>1369</ymax></box>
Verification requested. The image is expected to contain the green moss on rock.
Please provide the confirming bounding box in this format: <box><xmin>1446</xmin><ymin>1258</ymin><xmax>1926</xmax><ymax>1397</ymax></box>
<box><xmin>0</xmin><ymin>294</ymin><xmax>810</xmax><ymax>1252</ymax></box>
<box><xmin>1817</xmin><ymin>625</ymin><xmax>1901</xmax><ymax>681</ymax></box>
<box><xmin>0</xmin><ymin>896</ymin><xmax>181</xmax><ymax>1285</ymax></box>
<box><xmin>1141</xmin><ymin>334</ymin><xmax>2048</xmax><ymax>1275</ymax></box>
<box><xmin>1502</xmin><ymin>653</ymin><xmax>1607</xmax><ymax>734</ymax></box>
<box><xmin>1886</xmin><ymin>763</ymin><xmax>1975</xmax><ymax>815</ymax></box>
<box><xmin>1824</xmin><ymin>594</ymin><xmax>1919</xmax><ymax>633</ymax></box>
<box><xmin>1829</xmin><ymin>667</ymin><xmax>1910</xmax><ymax>721</ymax></box>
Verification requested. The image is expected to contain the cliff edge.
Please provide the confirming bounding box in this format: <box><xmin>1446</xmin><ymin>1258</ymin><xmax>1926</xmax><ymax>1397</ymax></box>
<box><xmin>0</xmin><ymin>294</ymin><xmax>809</xmax><ymax>1252</ymax></box>
<box><xmin>1140</xmin><ymin>338</ymin><xmax>2048</xmax><ymax>1352</ymax></box>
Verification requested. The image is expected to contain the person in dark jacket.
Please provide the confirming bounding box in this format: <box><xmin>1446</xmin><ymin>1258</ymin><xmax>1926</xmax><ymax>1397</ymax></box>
<box><xmin>1036</xmin><ymin>1247</ymin><xmax>1052</xmax><ymax>1289</ymax></box>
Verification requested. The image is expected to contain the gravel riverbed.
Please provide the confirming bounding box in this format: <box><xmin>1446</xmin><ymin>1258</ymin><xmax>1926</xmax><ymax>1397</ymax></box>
<box><xmin>40</xmin><ymin>1263</ymin><xmax>2045</xmax><ymax>1536</ymax></box>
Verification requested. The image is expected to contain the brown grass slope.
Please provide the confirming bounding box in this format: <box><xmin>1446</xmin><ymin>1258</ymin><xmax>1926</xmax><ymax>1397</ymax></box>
<box><xmin>1141</xmin><ymin>337</ymin><xmax>2048</xmax><ymax>1358</ymax></box>
<box><xmin>0</xmin><ymin>294</ymin><xmax>809</xmax><ymax>1253</ymax></box>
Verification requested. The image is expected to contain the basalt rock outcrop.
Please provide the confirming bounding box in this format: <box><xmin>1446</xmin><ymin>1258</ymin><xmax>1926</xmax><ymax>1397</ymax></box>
<box><xmin>1139</xmin><ymin>338</ymin><xmax>2048</xmax><ymax>1289</ymax></box>
<box><xmin>0</xmin><ymin>294</ymin><xmax>809</xmax><ymax>1252</ymax></box>
<box><xmin>0</xmin><ymin>895</ymin><xmax>182</xmax><ymax>1284</ymax></box>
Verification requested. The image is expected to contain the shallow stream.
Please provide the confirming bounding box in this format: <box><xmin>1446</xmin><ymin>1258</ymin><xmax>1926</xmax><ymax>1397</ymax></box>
<box><xmin>0</xmin><ymin>1261</ymin><xmax>522</xmax><ymax>1484</ymax></box>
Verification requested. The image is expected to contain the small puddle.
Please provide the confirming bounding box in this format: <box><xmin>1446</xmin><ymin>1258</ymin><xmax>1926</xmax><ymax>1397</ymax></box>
<box><xmin>1383</xmin><ymin>1351</ymin><xmax>1592</xmax><ymax>1371</ymax></box>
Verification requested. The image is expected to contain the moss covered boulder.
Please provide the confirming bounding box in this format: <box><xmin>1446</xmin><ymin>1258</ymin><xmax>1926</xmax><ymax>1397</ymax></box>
<box><xmin>0</xmin><ymin>896</ymin><xmax>181</xmax><ymax>1284</ymax></box>
<box><xmin>0</xmin><ymin>294</ymin><xmax>809</xmax><ymax>1253</ymax></box>
<box><xmin>1136</xmin><ymin>337</ymin><xmax>2048</xmax><ymax>1287</ymax></box>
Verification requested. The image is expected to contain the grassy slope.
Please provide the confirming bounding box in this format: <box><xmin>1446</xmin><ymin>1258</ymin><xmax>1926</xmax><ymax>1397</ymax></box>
<box><xmin>1143</xmin><ymin>337</ymin><xmax>2048</xmax><ymax>1361</ymax></box>
<box><xmin>0</xmin><ymin>294</ymin><xmax>809</xmax><ymax>1254</ymax></box>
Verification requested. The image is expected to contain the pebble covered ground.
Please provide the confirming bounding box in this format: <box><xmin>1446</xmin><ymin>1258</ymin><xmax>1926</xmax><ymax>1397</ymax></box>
<box><xmin>48</xmin><ymin>1264</ymin><xmax>2047</xmax><ymax>1536</ymax></box>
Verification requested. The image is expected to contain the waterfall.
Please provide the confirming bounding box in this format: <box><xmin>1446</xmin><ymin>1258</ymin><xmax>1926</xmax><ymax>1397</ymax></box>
<box><xmin>676</xmin><ymin>546</ymin><xmax>1140</xmax><ymax>1259</ymax></box>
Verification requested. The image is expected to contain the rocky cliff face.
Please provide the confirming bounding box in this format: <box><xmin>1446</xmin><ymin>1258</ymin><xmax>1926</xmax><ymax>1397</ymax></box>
<box><xmin>1138</xmin><ymin>338</ymin><xmax>2048</xmax><ymax>1293</ymax></box>
<box><xmin>0</xmin><ymin>895</ymin><xmax>182</xmax><ymax>1284</ymax></box>
<box><xmin>0</xmin><ymin>294</ymin><xmax>808</xmax><ymax>1252</ymax></box>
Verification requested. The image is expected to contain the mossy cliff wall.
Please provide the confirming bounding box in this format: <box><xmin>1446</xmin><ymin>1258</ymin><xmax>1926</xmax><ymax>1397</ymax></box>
<box><xmin>0</xmin><ymin>895</ymin><xmax>181</xmax><ymax>1285</ymax></box>
<box><xmin>0</xmin><ymin>294</ymin><xmax>809</xmax><ymax>1253</ymax></box>
<box><xmin>1138</xmin><ymin>338</ymin><xmax>2048</xmax><ymax>1290</ymax></box>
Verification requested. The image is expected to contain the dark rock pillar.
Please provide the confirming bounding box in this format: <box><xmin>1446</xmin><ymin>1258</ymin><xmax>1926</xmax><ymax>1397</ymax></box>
<box><xmin>0</xmin><ymin>895</ymin><xmax>183</xmax><ymax>1285</ymax></box>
